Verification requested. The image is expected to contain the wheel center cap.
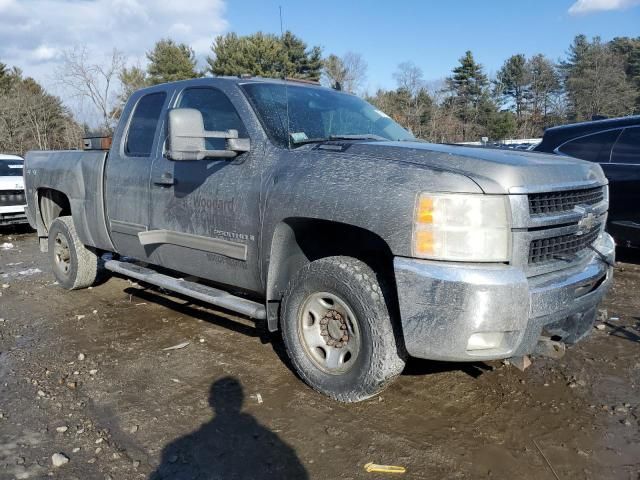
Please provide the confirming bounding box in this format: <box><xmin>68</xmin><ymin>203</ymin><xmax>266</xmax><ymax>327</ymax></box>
<box><xmin>327</xmin><ymin>319</ymin><xmax>343</xmax><ymax>340</ymax></box>
<box><xmin>320</xmin><ymin>310</ymin><xmax>349</xmax><ymax>347</ymax></box>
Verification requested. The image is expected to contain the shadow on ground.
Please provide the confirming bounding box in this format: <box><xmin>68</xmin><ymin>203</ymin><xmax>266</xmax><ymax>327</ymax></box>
<box><xmin>403</xmin><ymin>357</ymin><xmax>494</xmax><ymax>378</ymax></box>
<box><xmin>150</xmin><ymin>377</ymin><xmax>308</xmax><ymax>480</ymax></box>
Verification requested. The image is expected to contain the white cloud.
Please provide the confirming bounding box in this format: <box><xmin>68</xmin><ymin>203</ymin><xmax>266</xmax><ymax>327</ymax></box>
<box><xmin>0</xmin><ymin>0</ymin><xmax>228</xmax><ymax>95</ymax></box>
<box><xmin>568</xmin><ymin>0</ymin><xmax>640</xmax><ymax>15</ymax></box>
<box><xmin>31</xmin><ymin>45</ymin><xmax>61</xmax><ymax>62</ymax></box>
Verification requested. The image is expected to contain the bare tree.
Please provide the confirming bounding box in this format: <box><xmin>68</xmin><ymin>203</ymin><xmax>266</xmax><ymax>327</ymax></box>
<box><xmin>58</xmin><ymin>47</ymin><xmax>125</xmax><ymax>133</ymax></box>
<box><xmin>322</xmin><ymin>52</ymin><xmax>368</xmax><ymax>94</ymax></box>
<box><xmin>0</xmin><ymin>73</ymin><xmax>82</xmax><ymax>155</ymax></box>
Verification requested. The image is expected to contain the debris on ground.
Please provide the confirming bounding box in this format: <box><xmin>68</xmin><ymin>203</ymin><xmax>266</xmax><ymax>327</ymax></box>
<box><xmin>364</xmin><ymin>462</ymin><xmax>406</xmax><ymax>474</ymax></box>
<box><xmin>18</xmin><ymin>268</ymin><xmax>42</xmax><ymax>276</ymax></box>
<box><xmin>251</xmin><ymin>393</ymin><xmax>263</xmax><ymax>404</ymax></box>
<box><xmin>0</xmin><ymin>242</ymin><xmax>14</xmax><ymax>250</ymax></box>
<box><xmin>595</xmin><ymin>324</ymin><xmax>606</xmax><ymax>330</ymax></box>
<box><xmin>51</xmin><ymin>453</ymin><xmax>69</xmax><ymax>467</ymax></box>
<box><xmin>162</xmin><ymin>341</ymin><xmax>190</xmax><ymax>351</ymax></box>
<box><xmin>509</xmin><ymin>355</ymin><xmax>532</xmax><ymax>371</ymax></box>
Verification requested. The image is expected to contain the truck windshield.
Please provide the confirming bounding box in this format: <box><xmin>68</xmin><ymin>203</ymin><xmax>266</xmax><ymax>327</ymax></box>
<box><xmin>241</xmin><ymin>82</ymin><xmax>414</xmax><ymax>148</ymax></box>
<box><xmin>0</xmin><ymin>161</ymin><xmax>23</xmax><ymax>176</ymax></box>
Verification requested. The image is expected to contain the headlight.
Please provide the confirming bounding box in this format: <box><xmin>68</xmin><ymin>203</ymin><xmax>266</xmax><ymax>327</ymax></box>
<box><xmin>412</xmin><ymin>193</ymin><xmax>510</xmax><ymax>262</ymax></box>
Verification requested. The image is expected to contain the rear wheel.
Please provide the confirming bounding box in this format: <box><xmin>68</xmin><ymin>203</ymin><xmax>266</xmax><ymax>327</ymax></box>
<box><xmin>281</xmin><ymin>256</ymin><xmax>406</xmax><ymax>402</ymax></box>
<box><xmin>48</xmin><ymin>216</ymin><xmax>99</xmax><ymax>290</ymax></box>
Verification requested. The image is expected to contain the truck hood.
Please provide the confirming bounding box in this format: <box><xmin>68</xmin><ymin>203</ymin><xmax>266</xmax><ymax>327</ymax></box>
<box><xmin>0</xmin><ymin>175</ymin><xmax>24</xmax><ymax>191</ymax></box>
<box><xmin>328</xmin><ymin>141</ymin><xmax>607</xmax><ymax>194</ymax></box>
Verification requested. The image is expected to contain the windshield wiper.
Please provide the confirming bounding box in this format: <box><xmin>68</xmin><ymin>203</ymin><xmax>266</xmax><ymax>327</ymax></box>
<box><xmin>290</xmin><ymin>134</ymin><xmax>386</xmax><ymax>148</ymax></box>
<box><xmin>328</xmin><ymin>134</ymin><xmax>387</xmax><ymax>141</ymax></box>
<box><xmin>290</xmin><ymin>138</ymin><xmax>331</xmax><ymax>147</ymax></box>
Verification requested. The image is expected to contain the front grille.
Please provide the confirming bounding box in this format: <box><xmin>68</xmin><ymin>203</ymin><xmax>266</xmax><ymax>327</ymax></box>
<box><xmin>529</xmin><ymin>226</ymin><xmax>600</xmax><ymax>264</ymax></box>
<box><xmin>0</xmin><ymin>190</ymin><xmax>25</xmax><ymax>207</ymax></box>
<box><xmin>529</xmin><ymin>187</ymin><xmax>604</xmax><ymax>216</ymax></box>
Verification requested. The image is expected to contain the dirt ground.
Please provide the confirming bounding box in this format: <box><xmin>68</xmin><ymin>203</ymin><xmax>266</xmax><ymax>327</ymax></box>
<box><xmin>0</xmin><ymin>228</ymin><xmax>638</xmax><ymax>480</ymax></box>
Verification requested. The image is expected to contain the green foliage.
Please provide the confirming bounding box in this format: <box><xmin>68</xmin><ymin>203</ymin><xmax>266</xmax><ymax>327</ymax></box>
<box><xmin>561</xmin><ymin>35</ymin><xmax>636</xmax><ymax>120</ymax></box>
<box><xmin>207</xmin><ymin>31</ymin><xmax>322</xmax><ymax>81</ymax></box>
<box><xmin>495</xmin><ymin>54</ymin><xmax>528</xmax><ymax>117</ymax></box>
<box><xmin>486</xmin><ymin>110</ymin><xmax>517</xmax><ymax>140</ymax></box>
<box><xmin>609</xmin><ymin>36</ymin><xmax>640</xmax><ymax>109</ymax></box>
<box><xmin>147</xmin><ymin>39</ymin><xmax>201</xmax><ymax>85</ymax></box>
<box><xmin>445</xmin><ymin>51</ymin><xmax>494</xmax><ymax>139</ymax></box>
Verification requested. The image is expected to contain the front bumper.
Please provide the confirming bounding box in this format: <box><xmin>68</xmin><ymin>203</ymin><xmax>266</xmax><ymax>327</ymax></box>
<box><xmin>0</xmin><ymin>204</ymin><xmax>28</xmax><ymax>226</ymax></box>
<box><xmin>394</xmin><ymin>233</ymin><xmax>615</xmax><ymax>361</ymax></box>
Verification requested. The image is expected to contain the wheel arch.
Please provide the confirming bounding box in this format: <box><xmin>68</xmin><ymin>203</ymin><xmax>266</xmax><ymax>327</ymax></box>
<box><xmin>265</xmin><ymin>217</ymin><xmax>398</xmax><ymax>332</ymax></box>
<box><xmin>36</xmin><ymin>188</ymin><xmax>72</xmax><ymax>251</ymax></box>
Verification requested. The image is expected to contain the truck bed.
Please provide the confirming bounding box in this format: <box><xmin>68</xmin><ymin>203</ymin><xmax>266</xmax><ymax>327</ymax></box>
<box><xmin>24</xmin><ymin>150</ymin><xmax>113</xmax><ymax>252</ymax></box>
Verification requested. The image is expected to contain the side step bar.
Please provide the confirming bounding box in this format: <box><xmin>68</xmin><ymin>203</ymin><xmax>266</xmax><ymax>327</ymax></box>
<box><xmin>104</xmin><ymin>259</ymin><xmax>266</xmax><ymax>320</ymax></box>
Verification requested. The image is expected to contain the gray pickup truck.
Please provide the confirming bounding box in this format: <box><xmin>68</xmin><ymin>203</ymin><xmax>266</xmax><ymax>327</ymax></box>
<box><xmin>24</xmin><ymin>77</ymin><xmax>615</xmax><ymax>402</ymax></box>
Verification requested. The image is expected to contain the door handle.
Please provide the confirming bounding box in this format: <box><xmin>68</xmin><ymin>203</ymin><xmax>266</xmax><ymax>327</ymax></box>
<box><xmin>154</xmin><ymin>172</ymin><xmax>175</xmax><ymax>186</ymax></box>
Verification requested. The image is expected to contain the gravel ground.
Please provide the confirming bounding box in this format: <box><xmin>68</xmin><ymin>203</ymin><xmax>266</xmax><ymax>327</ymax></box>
<box><xmin>0</xmin><ymin>227</ymin><xmax>639</xmax><ymax>479</ymax></box>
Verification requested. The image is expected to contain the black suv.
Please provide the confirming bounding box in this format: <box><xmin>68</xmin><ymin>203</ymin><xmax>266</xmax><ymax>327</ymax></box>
<box><xmin>534</xmin><ymin>115</ymin><xmax>640</xmax><ymax>248</ymax></box>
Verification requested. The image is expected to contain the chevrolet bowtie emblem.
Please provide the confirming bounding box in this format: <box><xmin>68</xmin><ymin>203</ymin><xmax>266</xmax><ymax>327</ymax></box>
<box><xmin>574</xmin><ymin>205</ymin><xmax>596</xmax><ymax>235</ymax></box>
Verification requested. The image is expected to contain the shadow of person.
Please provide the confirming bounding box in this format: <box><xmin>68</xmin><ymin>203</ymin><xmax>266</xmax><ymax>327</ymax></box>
<box><xmin>150</xmin><ymin>377</ymin><xmax>309</xmax><ymax>480</ymax></box>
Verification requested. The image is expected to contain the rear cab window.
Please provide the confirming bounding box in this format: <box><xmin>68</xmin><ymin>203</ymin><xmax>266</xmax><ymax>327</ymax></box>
<box><xmin>125</xmin><ymin>92</ymin><xmax>167</xmax><ymax>157</ymax></box>
<box><xmin>611</xmin><ymin>127</ymin><xmax>640</xmax><ymax>164</ymax></box>
<box><xmin>557</xmin><ymin>128</ymin><xmax>622</xmax><ymax>163</ymax></box>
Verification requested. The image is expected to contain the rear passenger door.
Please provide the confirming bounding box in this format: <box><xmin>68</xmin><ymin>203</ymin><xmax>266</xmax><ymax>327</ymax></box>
<box><xmin>105</xmin><ymin>90</ymin><xmax>170</xmax><ymax>259</ymax></box>
<box><xmin>603</xmin><ymin>126</ymin><xmax>640</xmax><ymax>244</ymax></box>
<box><xmin>147</xmin><ymin>86</ymin><xmax>263</xmax><ymax>292</ymax></box>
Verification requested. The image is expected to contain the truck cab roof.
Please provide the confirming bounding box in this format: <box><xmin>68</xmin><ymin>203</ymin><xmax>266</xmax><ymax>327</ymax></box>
<box><xmin>134</xmin><ymin>76</ymin><xmax>329</xmax><ymax>96</ymax></box>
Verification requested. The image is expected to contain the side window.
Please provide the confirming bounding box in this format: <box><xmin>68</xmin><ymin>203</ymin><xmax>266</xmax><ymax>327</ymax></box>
<box><xmin>177</xmin><ymin>87</ymin><xmax>247</xmax><ymax>150</ymax></box>
<box><xmin>125</xmin><ymin>92</ymin><xmax>167</xmax><ymax>157</ymax></box>
<box><xmin>611</xmin><ymin>127</ymin><xmax>640</xmax><ymax>164</ymax></box>
<box><xmin>557</xmin><ymin>128</ymin><xmax>621</xmax><ymax>163</ymax></box>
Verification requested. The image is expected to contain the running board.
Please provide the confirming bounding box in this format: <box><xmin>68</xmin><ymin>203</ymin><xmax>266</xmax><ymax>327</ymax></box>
<box><xmin>104</xmin><ymin>259</ymin><xmax>266</xmax><ymax>319</ymax></box>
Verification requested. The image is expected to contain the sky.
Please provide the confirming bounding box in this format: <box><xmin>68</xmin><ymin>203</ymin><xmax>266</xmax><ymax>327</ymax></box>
<box><xmin>0</xmin><ymin>0</ymin><xmax>638</xmax><ymax>121</ymax></box>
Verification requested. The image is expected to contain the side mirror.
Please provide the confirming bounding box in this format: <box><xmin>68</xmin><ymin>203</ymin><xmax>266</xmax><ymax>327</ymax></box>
<box><xmin>166</xmin><ymin>108</ymin><xmax>250</xmax><ymax>161</ymax></box>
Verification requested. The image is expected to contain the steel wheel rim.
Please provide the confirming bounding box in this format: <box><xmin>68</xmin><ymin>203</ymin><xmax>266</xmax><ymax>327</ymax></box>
<box><xmin>54</xmin><ymin>232</ymin><xmax>71</xmax><ymax>276</ymax></box>
<box><xmin>298</xmin><ymin>291</ymin><xmax>361</xmax><ymax>375</ymax></box>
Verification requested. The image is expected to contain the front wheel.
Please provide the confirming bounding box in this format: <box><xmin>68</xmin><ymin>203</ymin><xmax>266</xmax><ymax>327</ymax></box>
<box><xmin>48</xmin><ymin>216</ymin><xmax>99</xmax><ymax>290</ymax></box>
<box><xmin>281</xmin><ymin>256</ymin><xmax>406</xmax><ymax>402</ymax></box>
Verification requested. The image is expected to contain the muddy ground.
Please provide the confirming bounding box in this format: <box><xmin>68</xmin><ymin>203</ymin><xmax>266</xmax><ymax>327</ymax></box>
<box><xmin>0</xmin><ymin>228</ymin><xmax>638</xmax><ymax>480</ymax></box>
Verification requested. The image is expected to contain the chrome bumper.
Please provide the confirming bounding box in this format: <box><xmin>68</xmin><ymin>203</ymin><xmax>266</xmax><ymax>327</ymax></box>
<box><xmin>394</xmin><ymin>233</ymin><xmax>615</xmax><ymax>361</ymax></box>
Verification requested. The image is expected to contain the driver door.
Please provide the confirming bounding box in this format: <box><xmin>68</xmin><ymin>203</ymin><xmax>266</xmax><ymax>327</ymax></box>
<box><xmin>146</xmin><ymin>86</ymin><xmax>262</xmax><ymax>292</ymax></box>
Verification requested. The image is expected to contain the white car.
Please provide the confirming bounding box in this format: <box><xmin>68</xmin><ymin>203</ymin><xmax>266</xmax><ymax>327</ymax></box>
<box><xmin>0</xmin><ymin>154</ymin><xmax>28</xmax><ymax>226</ymax></box>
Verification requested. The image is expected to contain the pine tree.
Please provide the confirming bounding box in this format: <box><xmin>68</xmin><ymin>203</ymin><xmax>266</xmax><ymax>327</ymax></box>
<box><xmin>526</xmin><ymin>54</ymin><xmax>561</xmax><ymax>132</ymax></box>
<box><xmin>207</xmin><ymin>31</ymin><xmax>322</xmax><ymax>81</ymax></box>
<box><xmin>561</xmin><ymin>36</ymin><xmax>635</xmax><ymax>120</ymax></box>
<box><xmin>609</xmin><ymin>36</ymin><xmax>640</xmax><ymax>111</ymax></box>
<box><xmin>445</xmin><ymin>51</ymin><xmax>494</xmax><ymax>140</ymax></box>
<box><xmin>147</xmin><ymin>39</ymin><xmax>201</xmax><ymax>85</ymax></box>
<box><xmin>495</xmin><ymin>54</ymin><xmax>528</xmax><ymax>119</ymax></box>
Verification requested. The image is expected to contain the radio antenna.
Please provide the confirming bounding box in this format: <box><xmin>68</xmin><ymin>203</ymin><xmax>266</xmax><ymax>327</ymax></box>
<box><xmin>279</xmin><ymin>5</ymin><xmax>291</xmax><ymax>149</ymax></box>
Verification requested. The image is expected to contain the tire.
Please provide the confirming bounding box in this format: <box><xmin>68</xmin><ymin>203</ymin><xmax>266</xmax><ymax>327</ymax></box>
<box><xmin>48</xmin><ymin>216</ymin><xmax>99</xmax><ymax>290</ymax></box>
<box><xmin>281</xmin><ymin>256</ymin><xmax>406</xmax><ymax>402</ymax></box>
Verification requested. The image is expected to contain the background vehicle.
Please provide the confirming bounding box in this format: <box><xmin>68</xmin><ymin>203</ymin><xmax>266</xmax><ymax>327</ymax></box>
<box><xmin>0</xmin><ymin>154</ymin><xmax>28</xmax><ymax>226</ymax></box>
<box><xmin>24</xmin><ymin>77</ymin><xmax>614</xmax><ymax>402</ymax></box>
<box><xmin>534</xmin><ymin>115</ymin><xmax>640</xmax><ymax>247</ymax></box>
